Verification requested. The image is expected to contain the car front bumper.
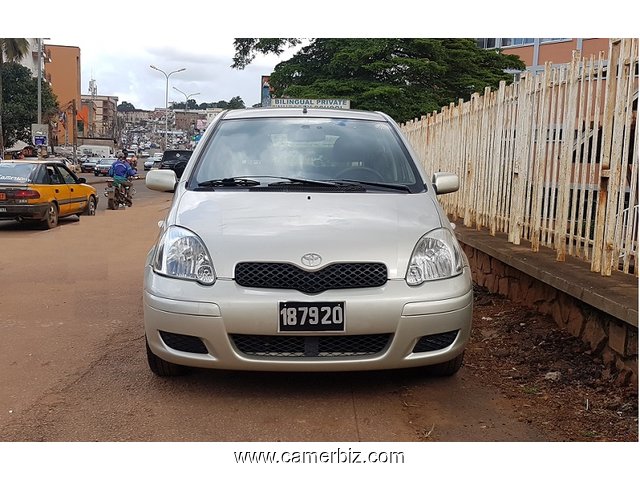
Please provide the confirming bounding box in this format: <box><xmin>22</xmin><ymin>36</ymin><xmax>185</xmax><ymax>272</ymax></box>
<box><xmin>143</xmin><ymin>265</ymin><xmax>473</xmax><ymax>372</ymax></box>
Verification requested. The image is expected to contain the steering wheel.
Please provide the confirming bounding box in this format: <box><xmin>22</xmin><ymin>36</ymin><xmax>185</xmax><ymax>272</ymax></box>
<box><xmin>336</xmin><ymin>166</ymin><xmax>385</xmax><ymax>182</ymax></box>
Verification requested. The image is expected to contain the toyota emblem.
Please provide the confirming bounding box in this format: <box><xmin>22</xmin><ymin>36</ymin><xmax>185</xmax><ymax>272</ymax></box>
<box><xmin>301</xmin><ymin>253</ymin><xmax>322</xmax><ymax>267</ymax></box>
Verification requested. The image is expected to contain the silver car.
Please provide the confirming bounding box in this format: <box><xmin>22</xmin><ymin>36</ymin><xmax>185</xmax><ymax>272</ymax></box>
<box><xmin>144</xmin><ymin>107</ymin><xmax>472</xmax><ymax>376</ymax></box>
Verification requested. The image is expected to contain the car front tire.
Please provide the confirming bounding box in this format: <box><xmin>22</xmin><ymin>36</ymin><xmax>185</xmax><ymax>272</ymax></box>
<box><xmin>146</xmin><ymin>337</ymin><xmax>187</xmax><ymax>377</ymax></box>
<box><xmin>426</xmin><ymin>351</ymin><xmax>465</xmax><ymax>377</ymax></box>
<box><xmin>83</xmin><ymin>196</ymin><xmax>97</xmax><ymax>216</ymax></box>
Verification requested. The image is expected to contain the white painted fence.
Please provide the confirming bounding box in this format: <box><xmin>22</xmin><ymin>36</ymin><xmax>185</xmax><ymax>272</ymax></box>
<box><xmin>401</xmin><ymin>38</ymin><xmax>639</xmax><ymax>276</ymax></box>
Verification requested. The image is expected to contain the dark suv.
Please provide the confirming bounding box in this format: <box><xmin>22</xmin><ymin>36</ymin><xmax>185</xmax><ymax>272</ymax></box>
<box><xmin>159</xmin><ymin>150</ymin><xmax>193</xmax><ymax>179</ymax></box>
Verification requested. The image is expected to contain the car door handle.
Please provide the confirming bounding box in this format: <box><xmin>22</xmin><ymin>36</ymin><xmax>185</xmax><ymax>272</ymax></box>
<box><xmin>55</xmin><ymin>189</ymin><xmax>59</xmax><ymax>193</ymax></box>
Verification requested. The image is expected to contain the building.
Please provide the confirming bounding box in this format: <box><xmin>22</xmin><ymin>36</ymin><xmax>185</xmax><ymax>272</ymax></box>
<box><xmin>79</xmin><ymin>94</ymin><xmax>118</xmax><ymax>141</ymax></box>
<box><xmin>44</xmin><ymin>44</ymin><xmax>81</xmax><ymax>149</ymax></box>
<box><xmin>476</xmin><ymin>38</ymin><xmax>611</xmax><ymax>73</ymax></box>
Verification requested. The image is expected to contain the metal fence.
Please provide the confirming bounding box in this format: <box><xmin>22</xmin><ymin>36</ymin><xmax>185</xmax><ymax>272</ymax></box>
<box><xmin>401</xmin><ymin>38</ymin><xmax>639</xmax><ymax>277</ymax></box>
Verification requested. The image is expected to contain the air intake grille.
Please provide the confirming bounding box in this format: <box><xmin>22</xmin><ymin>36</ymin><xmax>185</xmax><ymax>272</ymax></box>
<box><xmin>160</xmin><ymin>330</ymin><xmax>208</xmax><ymax>354</ymax></box>
<box><xmin>230</xmin><ymin>334</ymin><xmax>391</xmax><ymax>358</ymax></box>
<box><xmin>235</xmin><ymin>262</ymin><xmax>387</xmax><ymax>294</ymax></box>
<box><xmin>412</xmin><ymin>330</ymin><xmax>459</xmax><ymax>353</ymax></box>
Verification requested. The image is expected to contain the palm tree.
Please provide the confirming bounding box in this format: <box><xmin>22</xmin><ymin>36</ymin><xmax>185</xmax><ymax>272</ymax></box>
<box><xmin>1</xmin><ymin>38</ymin><xmax>31</xmax><ymax>159</ymax></box>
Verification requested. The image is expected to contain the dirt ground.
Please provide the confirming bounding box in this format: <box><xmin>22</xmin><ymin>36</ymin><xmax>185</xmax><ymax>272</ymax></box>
<box><xmin>464</xmin><ymin>284</ymin><xmax>638</xmax><ymax>442</ymax></box>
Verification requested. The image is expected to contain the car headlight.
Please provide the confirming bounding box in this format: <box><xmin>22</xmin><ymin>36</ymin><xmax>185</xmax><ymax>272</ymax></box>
<box><xmin>406</xmin><ymin>228</ymin><xmax>463</xmax><ymax>285</ymax></box>
<box><xmin>152</xmin><ymin>225</ymin><xmax>216</xmax><ymax>285</ymax></box>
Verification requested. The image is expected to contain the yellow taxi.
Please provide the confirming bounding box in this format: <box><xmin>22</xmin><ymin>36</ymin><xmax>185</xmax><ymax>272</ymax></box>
<box><xmin>0</xmin><ymin>159</ymin><xmax>98</xmax><ymax>229</ymax></box>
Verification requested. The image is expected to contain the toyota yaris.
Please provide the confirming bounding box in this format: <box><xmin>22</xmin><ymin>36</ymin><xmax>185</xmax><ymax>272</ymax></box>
<box><xmin>143</xmin><ymin>107</ymin><xmax>472</xmax><ymax>376</ymax></box>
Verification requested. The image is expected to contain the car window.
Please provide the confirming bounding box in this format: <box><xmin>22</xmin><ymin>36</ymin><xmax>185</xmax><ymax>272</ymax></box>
<box><xmin>162</xmin><ymin>151</ymin><xmax>192</xmax><ymax>162</ymax></box>
<box><xmin>57</xmin><ymin>165</ymin><xmax>78</xmax><ymax>184</ymax></box>
<box><xmin>193</xmin><ymin>118</ymin><xmax>419</xmax><ymax>186</ymax></box>
<box><xmin>0</xmin><ymin>162</ymin><xmax>37</xmax><ymax>184</ymax></box>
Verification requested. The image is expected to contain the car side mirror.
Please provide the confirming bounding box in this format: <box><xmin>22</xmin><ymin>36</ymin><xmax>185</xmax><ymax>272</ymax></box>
<box><xmin>77</xmin><ymin>177</ymin><xmax>87</xmax><ymax>184</ymax></box>
<box><xmin>431</xmin><ymin>172</ymin><xmax>459</xmax><ymax>195</ymax></box>
<box><xmin>146</xmin><ymin>169</ymin><xmax>178</xmax><ymax>193</ymax></box>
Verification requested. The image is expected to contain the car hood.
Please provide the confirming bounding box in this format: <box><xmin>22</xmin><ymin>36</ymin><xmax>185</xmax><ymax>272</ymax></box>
<box><xmin>172</xmin><ymin>191</ymin><xmax>445</xmax><ymax>278</ymax></box>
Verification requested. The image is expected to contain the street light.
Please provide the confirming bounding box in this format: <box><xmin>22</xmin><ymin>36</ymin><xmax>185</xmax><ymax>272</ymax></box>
<box><xmin>173</xmin><ymin>86</ymin><xmax>200</xmax><ymax>112</ymax></box>
<box><xmin>150</xmin><ymin>65</ymin><xmax>186</xmax><ymax>149</ymax></box>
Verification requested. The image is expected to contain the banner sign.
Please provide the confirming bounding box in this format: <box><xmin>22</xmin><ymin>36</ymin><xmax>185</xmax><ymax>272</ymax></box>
<box><xmin>271</xmin><ymin>98</ymin><xmax>350</xmax><ymax>109</ymax></box>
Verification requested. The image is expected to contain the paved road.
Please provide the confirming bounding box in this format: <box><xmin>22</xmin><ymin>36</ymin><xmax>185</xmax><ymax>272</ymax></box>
<box><xmin>0</xmin><ymin>185</ymin><xmax>547</xmax><ymax>443</ymax></box>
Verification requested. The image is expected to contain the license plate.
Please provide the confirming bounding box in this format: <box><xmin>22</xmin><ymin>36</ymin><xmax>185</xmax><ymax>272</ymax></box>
<box><xmin>0</xmin><ymin>207</ymin><xmax>6</xmax><ymax>212</ymax></box>
<box><xmin>278</xmin><ymin>301</ymin><xmax>345</xmax><ymax>332</ymax></box>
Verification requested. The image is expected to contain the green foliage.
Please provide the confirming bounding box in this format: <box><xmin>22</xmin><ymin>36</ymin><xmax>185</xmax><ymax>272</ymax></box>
<box><xmin>236</xmin><ymin>38</ymin><xmax>525</xmax><ymax>123</ymax></box>
<box><xmin>118</xmin><ymin>101</ymin><xmax>136</xmax><ymax>112</ymax></box>
<box><xmin>232</xmin><ymin>38</ymin><xmax>302</xmax><ymax>70</ymax></box>
<box><xmin>180</xmin><ymin>96</ymin><xmax>246</xmax><ymax>110</ymax></box>
<box><xmin>1</xmin><ymin>62</ymin><xmax>58</xmax><ymax>148</ymax></box>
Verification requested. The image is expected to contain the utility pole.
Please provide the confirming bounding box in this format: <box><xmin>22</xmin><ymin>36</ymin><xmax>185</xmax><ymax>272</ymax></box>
<box><xmin>72</xmin><ymin>99</ymin><xmax>77</xmax><ymax>161</ymax></box>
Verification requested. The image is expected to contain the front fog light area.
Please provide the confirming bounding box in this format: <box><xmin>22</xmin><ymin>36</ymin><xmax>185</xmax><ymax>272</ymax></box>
<box><xmin>153</xmin><ymin>226</ymin><xmax>216</xmax><ymax>285</ymax></box>
<box><xmin>406</xmin><ymin>228</ymin><xmax>463</xmax><ymax>285</ymax></box>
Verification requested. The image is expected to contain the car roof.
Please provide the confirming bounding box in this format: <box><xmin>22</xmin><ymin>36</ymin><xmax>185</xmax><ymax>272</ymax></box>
<box><xmin>222</xmin><ymin>107</ymin><xmax>388</xmax><ymax>121</ymax></box>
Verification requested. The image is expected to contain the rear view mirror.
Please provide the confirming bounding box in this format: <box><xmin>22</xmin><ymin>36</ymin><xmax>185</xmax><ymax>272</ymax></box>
<box><xmin>287</xmin><ymin>125</ymin><xmax>326</xmax><ymax>142</ymax></box>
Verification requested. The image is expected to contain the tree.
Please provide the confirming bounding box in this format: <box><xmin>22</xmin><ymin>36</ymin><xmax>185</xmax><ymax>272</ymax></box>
<box><xmin>117</xmin><ymin>101</ymin><xmax>136</xmax><ymax>112</ymax></box>
<box><xmin>1</xmin><ymin>62</ymin><xmax>58</xmax><ymax>149</ymax></box>
<box><xmin>1</xmin><ymin>38</ymin><xmax>31</xmax><ymax>157</ymax></box>
<box><xmin>233</xmin><ymin>38</ymin><xmax>525</xmax><ymax>123</ymax></box>
<box><xmin>232</xmin><ymin>38</ymin><xmax>302</xmax><ymax>70</ymax></box>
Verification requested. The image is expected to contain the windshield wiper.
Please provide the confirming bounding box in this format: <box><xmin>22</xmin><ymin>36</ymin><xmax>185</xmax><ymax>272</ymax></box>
<box><xmin>197</xmin><ymin>177</ymin><xmax>261</xmax><ymax>187</ymax></box>
<box><xmin>266</xmin><ymin>177</ymin><xmax>339</xmax><ymax>187</ymax></box>
<box><xmin>332</xmin><ymin>180</ymin><xmax>412</xmax><ymax>192</ymax></box>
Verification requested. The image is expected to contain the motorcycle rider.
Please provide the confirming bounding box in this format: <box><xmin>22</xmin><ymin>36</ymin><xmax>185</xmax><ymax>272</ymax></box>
<box><xmin>108</xmin><ymin>152</ymin><xmax>137</xmax><ymax>201</ymax></box>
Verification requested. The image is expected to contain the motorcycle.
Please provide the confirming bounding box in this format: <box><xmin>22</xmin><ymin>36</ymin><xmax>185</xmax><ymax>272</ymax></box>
<box><xmin>105</xmin><ymin>177</ymin><xmax>136</xmax><ymax>210</ymax></box>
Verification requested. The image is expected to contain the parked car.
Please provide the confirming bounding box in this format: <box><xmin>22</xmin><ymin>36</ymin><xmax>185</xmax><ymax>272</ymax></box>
<box><xmin>94</xmin><ymin>158</ymin><xmax>117</xmax><ymax>176</ymax></box>
<box><xmin>0</xmin><ymin>159</ymin><xmax>98</xmax><ymax>228</ymax></box>
<box><xmin>143</xmin><ymin>107</ymin><xmax>472</xmax><ymax>377</ymax></box>
<box><xmin>158</xmin><ymin>149</ymin><xmax>193</xmax><ymax>179</ymax></box>
<box><xmin>81</xmin><ymin>157</ymin><xmax>99</xmax><ymax>173</ymax></box>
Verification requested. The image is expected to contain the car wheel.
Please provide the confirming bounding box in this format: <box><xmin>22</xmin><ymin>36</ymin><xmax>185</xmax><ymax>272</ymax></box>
<box><xmin>146</xmin><ymin>337</ymin><xmax>187</xmax><ymax>376</ymax></box>
<box><xmin>83</xmin><ymin>196</ymin><xmax>97</xmax><ymax>216</ymax></box>
<box><xmin>42</xmin><ymin>203</ymin><xmax>59</xmax><ymax>229</ymax></box>
<box><xmin>426</xmin><ymin>351</ymin><xmax>465</xmax><ymax>377</ymax></box>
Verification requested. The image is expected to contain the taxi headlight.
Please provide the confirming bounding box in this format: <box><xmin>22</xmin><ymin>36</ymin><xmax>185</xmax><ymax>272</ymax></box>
<box><xmin>406</xmin><ymin>228</ymin><xmax>463</xmax><ymax>285</ymax></box>
<box><xmin>152</xmin><ymin>225</ymin><xmax>216</xmax><ymax>285</ymax></box>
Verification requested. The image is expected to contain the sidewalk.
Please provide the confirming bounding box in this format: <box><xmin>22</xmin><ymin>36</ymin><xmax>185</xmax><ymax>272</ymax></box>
<box><xmin>454</xmin><ymin>223</ymin><xmax>638</xmax><ymax>327</ymax></box>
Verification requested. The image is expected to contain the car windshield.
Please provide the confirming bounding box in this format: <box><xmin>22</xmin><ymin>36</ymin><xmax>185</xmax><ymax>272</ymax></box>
<box><xmin>0</xmin><ymin>162</ymin><xmax>37</xmax><ymax>184</ymax></box>
<box><xmin>192</xmin><ymin>117</ymin><xmax>420</xmax><ymax>189</ymax></box>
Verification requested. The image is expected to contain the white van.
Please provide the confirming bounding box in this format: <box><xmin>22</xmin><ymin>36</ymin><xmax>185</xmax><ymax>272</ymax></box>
<box><xmin>80</xmin><ymin>145</ymin><xmax>113</xmax><ymax>158</ymax></box>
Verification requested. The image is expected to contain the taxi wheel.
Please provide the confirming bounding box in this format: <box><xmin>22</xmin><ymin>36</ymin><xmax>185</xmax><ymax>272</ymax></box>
<box><xmin>146</xmin><ymin>337</ymin><xmax>187</xmax><ymax>377</ymax></box>
<box><xmin>42</xmin><ymin>203</ymin><xmax>59</xmax><ymax>229</ymax></box>
<box><xmin>426</xmin><ymin>351</ymin><xmax>465</xmax><ymax>377</ymax></box>
<box><xmin>84</xmin><ymin>196</ymin><xmax>97</xmax><ymax>216</ymax></box>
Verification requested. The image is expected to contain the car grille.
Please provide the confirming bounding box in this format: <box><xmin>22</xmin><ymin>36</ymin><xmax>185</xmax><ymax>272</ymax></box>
<box><xmin>412</xmin><ymin>330</ymin><xmax>459</xmax><ymax>353</ymax></box>
<box><xmin>159</xmin><ymin>330</ymin><xmax>208</xmax><ymax>354</ymax></box>
<box><xmin>230</xmin><ymin>334</ymin><xmax>392</xmax><ymax>358</ymax></box>
<box><xmin>235</xmin><ymin>262</ymin><xmax>387</xmax><ymax>294</ymax></box>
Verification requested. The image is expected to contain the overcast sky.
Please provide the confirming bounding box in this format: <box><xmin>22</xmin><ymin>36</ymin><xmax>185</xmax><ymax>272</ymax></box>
<box><xmin>45</xmin><ymin>35</ymin><xmax>294</xmax><ymax>110</ymax></box>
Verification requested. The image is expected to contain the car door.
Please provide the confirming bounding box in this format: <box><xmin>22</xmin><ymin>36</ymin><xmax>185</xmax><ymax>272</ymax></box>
<box><xmin>43</xmin><ymin>164</ymin><xmax>72</xmax><ymax>217</ymax></box>
<box><xmin>57</xmin><ymin>164</ymin><xmax>87</xmax><ymax>215</ymax></box>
